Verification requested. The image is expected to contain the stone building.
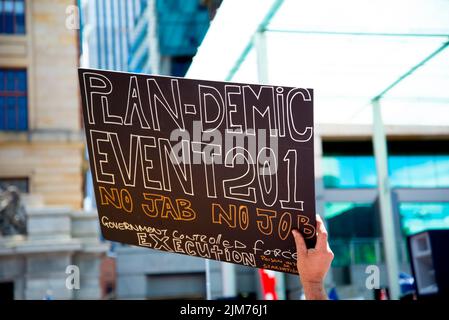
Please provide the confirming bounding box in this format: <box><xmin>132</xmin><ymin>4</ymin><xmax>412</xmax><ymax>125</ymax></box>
<box><xmin>0</xmin><ymin>0</ymin><xmax>108</xmax><ymax>299</ymax></box>
<box><xmin>0</xmin><ymin>204</ymin><xmax>107</xmax><ymax>299</ymax></box>
<box><xmin>0</xmin><ymin>0</ymin><xmax>83</xmax><ymax>207</ymax></box>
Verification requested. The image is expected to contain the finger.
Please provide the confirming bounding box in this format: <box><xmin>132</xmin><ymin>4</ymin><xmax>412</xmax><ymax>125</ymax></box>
<box><xmin>292</xmin><ymin>229</ymin><xmax>307</xmax><ymax>258</ymax></box>
<box><xmin>315</xmin><ymin>214</ymin><xmax>329</xmax><ymax>250</ymax></box>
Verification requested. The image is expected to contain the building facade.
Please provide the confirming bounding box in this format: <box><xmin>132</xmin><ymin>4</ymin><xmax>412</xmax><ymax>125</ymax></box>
<box><xmin>0</xmin><ymin>206</ymin><xmax>108</xmax><ymax>300</ymax></box>
<box><xmin>0</xmin><ymin>0</ymin><xmax>84</xmax><ymax>208</ymax></box>
<box><xmin>79</xmin><ymin>0</ymin><xmax>135</xmax><ymax>72</ymax></box>
<box><xmin>317</xmin><ymin>125</ymin><xmax>449</xmax><ymax>298</ymax></box>
<box><xmin>127</xmin><ymin>0</ymin><xmax>211</xmax><ymax>76</ymax></box>
<box><xmin>80</xmin><ymin>0</ymin><xmax>212</xmax><ymax>75</ymax></box>
<box><xmin>181</xmin><ymin>0</ymin><xmax>449</xmax><ymax>300</ymax></box>
<box><xmin>0</xmin><ymin>0</ymin><xmax>107</xmax><ymax>299</ymax></box>
<box><xmin>79</xmin><ymin>0</ymin><xmax>225</xmax><ymax>300</ymax></box>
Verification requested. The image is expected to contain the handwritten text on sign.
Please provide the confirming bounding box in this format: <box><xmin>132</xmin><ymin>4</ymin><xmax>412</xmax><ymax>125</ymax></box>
<box><xmin>79</xmin><ymin>69</ymin><xmax>316</xmax><ymax>274</ymax></box>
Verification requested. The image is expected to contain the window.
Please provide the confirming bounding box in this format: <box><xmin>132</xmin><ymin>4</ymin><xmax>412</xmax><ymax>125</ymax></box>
<box><xmin>171</xmin><ymin>56</ymin><xmax>193</xmax><ymax>77</ymax></box>
<box><xmin>399</xmin><ymin>202</ymin><xmax>449</xmax><ymax>236</ymax></box>
<box><xmin>0</xmin><ymin>69</ymin><xmax>27</xmax><ymax>131</ymax></box>
<box><xmin>0</xmin><ymin>282</ymin><xmax>14</xmax><ymax>300</ymax></box>
<box><xmin>0</xmin><ymin>0</ymin><xmax>25</xmax><ymax>34</ymax></box>
<box><xmin>389</xmin><ymin>155</ymin><xmax>449</xmax><ymax>188</ymax></box>
<box><xmin>0</xmin><ymin>177</ymin><xmax>29</xmax><ymax>193</ymax></box>
<box><xmin>322</xmin><ymin>141</ymin><xmax>449</xmax><ymax>189</ymax></box>
<box><xmin>324</xmin><ymin>202</ymin><xmax>380</xmax><ymax>238</ymax></box>
<box><xmin>322</xmin><ymin>155</ymin><xmax>377</xmax><ymax>188</ymax></box>
<box><xmin>324</xmin><ymin>202</ymin><xmax>383</xmax><ymax>267</ymax></box>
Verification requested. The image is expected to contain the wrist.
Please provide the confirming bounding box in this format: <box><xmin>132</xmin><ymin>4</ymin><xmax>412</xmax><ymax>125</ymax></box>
<box><xmin>302</xmin><ymin>280</ymin><xmax>324</xmax><ymax>290</ymax></box>
<box><xmin>302</xmin><ymin>280</ymin><xmax>327</xmax><ymax>300</ymax></box>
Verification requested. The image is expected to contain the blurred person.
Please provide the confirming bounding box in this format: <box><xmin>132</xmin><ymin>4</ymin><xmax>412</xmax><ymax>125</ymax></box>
<box><xmin>292</xmin><ymin>214</ymin><xmax>334</xmax><ymax>300</ymax></box>
<box><xmin>43</xmin><ymin>289</ymin><xmax>53</xmax><ymax>300</ymax></box>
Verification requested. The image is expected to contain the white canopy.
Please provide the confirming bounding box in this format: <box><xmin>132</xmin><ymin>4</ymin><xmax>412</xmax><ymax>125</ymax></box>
<box><xmin>187</xmin><ymin>0</ymin><xmax>449</xmax><ymax>126</ymax></box>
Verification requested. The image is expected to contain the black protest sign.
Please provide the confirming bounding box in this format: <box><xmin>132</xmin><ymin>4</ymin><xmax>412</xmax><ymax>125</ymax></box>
<box><xmin>78</xmin><ymin>68</ymin><xmax>316</xmax><ymax>274</ymax></box>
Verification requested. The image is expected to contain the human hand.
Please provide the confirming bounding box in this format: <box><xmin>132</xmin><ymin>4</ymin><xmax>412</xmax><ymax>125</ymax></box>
<box><xmin>292</xmin><ymin>214</ymin><xmax>334</xmax><ymax>300</ymax></box>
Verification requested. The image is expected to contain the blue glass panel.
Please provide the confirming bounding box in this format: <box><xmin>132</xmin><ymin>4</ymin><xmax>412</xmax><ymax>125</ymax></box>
<box><xmin>337</xmin><ymin>156</ymin><xmax>357</xmax><ymax>187</ymax></box>
<box><xmin>15</xmin><ymin>0</ymin><xmax>25</xmax><ymax>14</ymax></box>
<box><xmin>322</xmin><ymin>156</ymin><xmax>341</xmax><ymax>187</ymax></box>
<box><xmin>6</xmin><ymin>96</ymin><xmax>16</xmax><ymax>130</ymax></box>
<box><xmin>17</xmin><ymin>96</ymin><xmax>27</xmax><ymax>130</ymax></box>
<box><xmin>323</xmin><ymin>156</ymin><xmax>367</xmax><ymax>188</ymax></box>
<box><xmin>0</xmin><ymin>97</ymin><xmax>5</xmax><ymax>129</ymax></box>
<box><xmin>16</xmin><ymin>70</ymin><xmax>26</xmax><ymax>91</ymax></box>
<box><xmin>389</xmin><ymin>156</ymin><xmax>410</xmax><ymax>187</ymax></box>
<box><xmin>406</xmin><ymin>156</ymin><xmax>437</xmax><ymax>187</ymax></box>
<box><xmin>0</xmin><ymin>70</ymin><xmax>4</xmax><ymax>90</ymax></box>
<box><xmin>157</xmin><ymin>0</ymin><xmax>210</xmax><ymax>56</ymax></box>
<box><xmin>4</xmin><ymin>0</ymin><xmax>14</xmax><ymax>12</ymax></box>
<box><xmin>354</xmin><ymin>156</ymin><xmax>377</xmax><ymax>187</ymax></box>
<box><xmin>400</xmin><ymin>203</ymin><xmax>449</xmax><ymax>235</ymax></box>
<box><xmin>435</xmin><ymin>155</ymin><xmax>449</xmax><ymax>187</ymax></box>
<box><xmin>324</xmin><ymin>151</ymin><xmax>449</xmax><ymax>189</ymax></box>
<box><xmin>6</xmin><ymin>70</ymin><xmax>15</xmax><ymax>90</ymax></box>
<box><xmin>15</xmin><ymin>14</ymin><xmax>25</xmax><ymax>34</ymax></box>
<box><xmin>4</xmin><ymin>13</ymin><xmax>13</xmax><ymax>34</ymax></box>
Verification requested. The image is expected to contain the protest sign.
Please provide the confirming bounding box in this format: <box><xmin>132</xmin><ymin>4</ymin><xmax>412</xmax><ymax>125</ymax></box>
<box><xmin>79</xmin><ymin>68</ymin><xmax>316</xmax><ymax>273</ymax></box>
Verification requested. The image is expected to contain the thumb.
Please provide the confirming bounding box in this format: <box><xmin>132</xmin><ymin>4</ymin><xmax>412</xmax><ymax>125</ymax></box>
<box><xmin>292</xmin><ymin>229</ymin><xmax>307</xmax><ymax>258</ymax></box>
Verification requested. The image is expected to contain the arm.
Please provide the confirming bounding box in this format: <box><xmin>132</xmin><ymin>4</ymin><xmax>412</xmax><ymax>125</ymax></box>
<box><xmin>292</xmin><ymin>214</ymin><xmax>334</xmax><ymax>300</ymax></box>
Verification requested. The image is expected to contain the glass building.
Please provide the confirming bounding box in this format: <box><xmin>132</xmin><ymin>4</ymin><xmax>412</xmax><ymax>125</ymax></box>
<box><xmin>322</xmin><ymin>140</ymin><xmax>449</xmax><ymax>284</ymax></box>
<box><xmin>79</xmin><ymin>0</ymin><xmax>136</xmax><ymax>71</ymax></box>
<box><xmin>128</xmin><ymin>0</ymin><xmax>211</xmax><ymax>75</ymax></box>
<box><xmin>80</xmin><ymin>0</ymin><xmax>211</xmax><ymax>74</ymax></box>
<box><xmin>187</xmin><ymin>0</ymin><xmax>449</xmax><ymax>299</ymax></box>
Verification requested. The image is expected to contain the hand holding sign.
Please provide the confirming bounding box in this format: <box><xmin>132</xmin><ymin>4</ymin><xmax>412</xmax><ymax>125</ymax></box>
<box><xmin>293</xmin><ymin>214</ymin><xmax>334</xmax><ymax>299</ymax></box>
<box><xmin>79</xmin><ymin>68</ymin><xmax>316</xmax><ymax>274</ymax></box>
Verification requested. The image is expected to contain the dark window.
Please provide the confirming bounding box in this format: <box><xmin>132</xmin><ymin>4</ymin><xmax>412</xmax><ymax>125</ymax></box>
<box><xmin>0</xmin><ymin>282</ymin><xmax>14</xmax><ymax>300</ymax></box>
<box><xmin>0</xmin><ymin>0</ymin><xmax>26</xmax><ymax>34</ymax></box>
<box><xmin>325</xmin><ymin>202</ymin><xmax>384</xmax><ymax>267</ymax></box>
<box><xmin>0</xmin><ymin>68</ymin><xmax>27</xmax><ymax>131</ymax></box>
<box><xmin>171</xmin><ymin>56</ymin><xmax>193</xmax><ymax>77</ymax></box>
<box><xmin>0</xmin><ymin>177</ymin><xmax>29</xmax><ymax>193</ymax></box>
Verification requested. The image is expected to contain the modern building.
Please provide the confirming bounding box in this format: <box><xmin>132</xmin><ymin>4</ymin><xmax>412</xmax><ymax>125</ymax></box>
<box><xmin>79</xmin><ymin>0</ymin><xmax>135</xmax><ymax>71</ymax></box>
<box><xmin>80</xmin><ymin>0</ymin><xmax>214</xmax><ymax>75</ymax></box>
<box><xmin>186</xmin><ymin>0</ymin><xmax>449</xmax><ymax>300</ymax></box>
<box><xmin>128</xmin><ymin>0</ymin><xmax>211</xmax><ymax>76</ymax></box>
<box><xmin>0</xmin><ymin>0</ymin><xmax>107</xmax><ymax>299</ymax></box>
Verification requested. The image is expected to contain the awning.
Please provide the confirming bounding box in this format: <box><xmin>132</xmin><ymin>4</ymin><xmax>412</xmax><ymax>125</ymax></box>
<box><xmin>188</xmin><ymin>0</ymin><xmax>449</xmax><ymax>126</ymax></box>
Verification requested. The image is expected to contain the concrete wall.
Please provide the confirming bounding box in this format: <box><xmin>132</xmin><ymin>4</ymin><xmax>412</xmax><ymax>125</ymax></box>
<box><xmin>0</xmin><ymin>208</ymin><xmax>108</xmax><ymax>300</ymax></box>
